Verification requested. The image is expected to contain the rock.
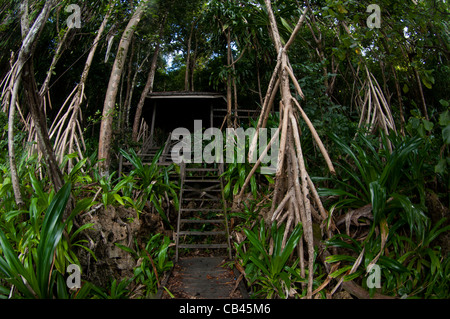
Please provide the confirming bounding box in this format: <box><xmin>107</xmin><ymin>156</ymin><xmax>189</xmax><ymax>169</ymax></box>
<box><xmin>75</xmin><ymin>204</ymin><xmax>166</xmax><ymax>288</ymax></box>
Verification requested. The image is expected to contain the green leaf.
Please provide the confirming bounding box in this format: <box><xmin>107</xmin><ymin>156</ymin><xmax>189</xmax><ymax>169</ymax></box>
<box><xmin>325</xmin><ymin>255</ymin><xmax>357</xmax><ymax>264</ymax></box>
<box><xmin>390</xmin><ymin>193</ymin><xmax>428</xmax><ymax>240</ymax></box>
<box><xmin>244</xmin><ymin>228</ymin><xmax>268</xmax><ymax>258</ymax></box>
<box><xmin>378</xmin><ymin>256</ymin><xmax>409</xmax><ymax>273</ymax></box>
<box><xmin>249</xmin><ymin>255</ymin><xmax>270</xmax><ymax>277</ymax></box>
<box><xmin>330</xmin><ymin>265</ymin><xmax>352</xmax><ymax>278</ymax></box>
<box><xmin>0</xmin><ymin>230</ymin><xmax>37</xmax><ymax>298</ymax></box>
<box><xmin>369</xmin><ymin>181</ymin><xmax>386</xmax><ymax>225</ymax></box>
<box><xmin>151</xmin><ymin>196</ymin><xmax>172</xmax><ymax>229</ymax></box>
<box><xmin>115</xmin><ymin>243</ymin><xmax>138</xmax><ymax>258</ymax></box>
<box><xmin>68</xmin><ymin>197</ymin><xmax>95</xmax><ymax>222</ymax></box>
<box><xmin>102</xmin><ymin>193</ymin><xmax>109</xmax><ymax>207</ymax></box>
<box><xmin>344</xmin><ymin>269</ymin><xmax>364</xmax><ymax>282</ymax></box>
<box><xmin>439</xmin><ymin>110</ymin><xmax>450</xmax><ymax>126</ymax></box>
<box><xmin>279</xmin><ymin>223</ymin><xmax>302</xmax><ymax>269</ymax></box>
<box><xmin>402</xmin><ymin>84</ymin><xmax>409</xmax><ymax>94</ymax></box>
<box><xmin>442</xmin><ymin>124</ymin><xmax>450</xmax><ymax>144</ymax></box>
<box><xmin>113</xmin><ymin>193</ymin><xmax>124</xmax><ymax>205</ymax></box>
<box><xmin>439</xmin><ymin>99</ymin><xmax>449</xmax><ymax>108</ymax></box>
<box><xmin>424</xmin><ymin>218</ymin><xmax>450</xmax><ymax>247</ymax></box>
<box><xmin>280</xmin><ymin>17</ymin><xmax>293</xmax><ymax>33</ymax></box>
<box><xmin>264</xmin><ymin>175</ymin><xmax>274</xmax><ymax>184</ymax></box>
<box><xmin>426</xmin><ymin>248</ymin><xmax>440</xmax><ymax>275</ymax></box>
<box><xmin>326</xmin><ymin>234</ymin><xmax>362</xmax><ymax>253</ymax></box>
<box><xmin>224</xmin><ymin>181</ymin><xmax>231</xmax><ymax>198</ymax></box>
<box><xmin>68</xmin><ymin>158</ymin><xmax>88</xmax><ymax>182</ymax></box>
<box><xmin>70</xmin><ymin>223</ymin><xmax>94</xmax><ymax>242</ymax></box>
<box><xmin>250</xmin><ymin>175</ymin><xmax>257</xmax><ymax>198</ymax></box>
<box><xmin>421</xmin><ymin>72</ymin><xmax>434</xmax><ymax>89</ymax></box>
<box><xmin>233</xmin><ymin>182</ymin><xmax>240</xmax><ymax>196</ymax></box>
<box><xmin>36</xmin><ymin>182</ymin><xmax>71</xmax><ymax>298</ymax></box>
<box><xmin>435</xmin><ymin>158</ymin><xmax>447</xmax><ymax>174</ymax></box>
<box><xmin>29</xmin><ymin>172</ymin><xmax>46</xmax><ymax>201</ymax></box>
<box><xmin>422</xmin><ymin>119</ymin><xmax>433</xmax><ymax>131</ymax></box>
<box><xmin>56</xmin><ymin>272</ymin><xmax>69</xmax><ymax>299</ymax></box>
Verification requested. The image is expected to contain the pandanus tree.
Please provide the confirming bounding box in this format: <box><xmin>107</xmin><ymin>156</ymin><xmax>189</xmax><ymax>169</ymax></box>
<box><xmin>234</xmin><ymin>0</ymin><xmax>335</xmax><ymax>298</ymax></box>
<box><xmin>98</xmin><ymin>0</ymin><xmax>151</xmax><ymax>176</ymax></box>
<box><xmin>3</xmin><ymin>0</ymin><xmax>64</xmax><ymax>210</ymax></box>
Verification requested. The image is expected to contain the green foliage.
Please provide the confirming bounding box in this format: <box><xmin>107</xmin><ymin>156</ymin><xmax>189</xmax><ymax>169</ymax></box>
<box><xmin>325</xmin><ymin>217</ymin><xmax>450</xmax><ymax>298</ymax></box>
<box><xmin>91</xmin><ymin>278</ymin><xmax>134</xmax><ymax>299</ymax></box>
<box><xmin>117</xmin><ymin>233</ymin><xmax>173</xmax><ymax>298</ymax></box>
<box><xmin>96</xmin><ymin>172</ymin><xmax>136</xmax><ymax>209</ymax></box>
<box><xmin>320</xmin><ymin>130</ymin><xmax>450</xmax><ymax>298</ymax></box>
<box><xmin>0</xmin><ymin>182</ymin><xmax>71</xmax><ymax>299</ymax></box>
<box><xmin>235</xmin><ymin>220</ymin><xmax>304</xmax><ymax>298</ymax></box>
<box><xmin>320</xmin><ymin>131</ymin><xmax>430</xmax><ymax>239</ymax></box>
<box><xmin>0</xmin><ymin>0</ymin><xmax>449</xmax><ymax>300</ymax></box>
<box><xmin>119</xmin><ymin>148</ymin><xmax>179</xmax><ymax>227</ymax></box>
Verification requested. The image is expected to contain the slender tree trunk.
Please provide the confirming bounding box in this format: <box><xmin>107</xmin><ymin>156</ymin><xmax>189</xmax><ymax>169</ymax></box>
<box><xmin>230</xmin><ymin>48</ymin><xmax>239</xmax><ymax>128</ymax></box>
<box><xmin>413</xmin><ymin>67</ymin><xmax>429</xmax><ymax>120</ymax></box>
<box><xmin>23</xmin><ymin>61</ymin><xmax>64</xmax><ymax>192</ymax></box>
<box><xmin>8</xmin><ymin>72</ymin><xmax>24</xmax><ymax>209</ymax></box>
<box><xmin>191</xmin><ymin>35</ymin><xmax>198</xmax><ymax>92</ymax></box>
<box><xmin>123</xmin><ymin>37</ymin><xmax>135</xmax><ymax>131</ymax></box>
<box><xmin>98</xmin><ymin>2</ymin><xmax>147</xmax><ymax>175</ymax></box>
<box><xmin>131</xmin><ymin>43</ymin><xmax>160</xmax><ymax>141</ymax></box>
<box><xmin>391</xmin><ymin>65</ymin><xmax>405</xmax><ymax>135</ymax></box>
<box><xmin>20</xmin><ymin>0</ymin><xmax>29</xmax><ymax>38</ymax></box>
<box><xmin>126</xmin><ymin>51</ymin><xmax>152</xmax><ymax>132</ymax></box>
<box><xmin>7</xmin><ymin>0</ymin><xmax>56</xmax><ymax>208</ymax></box>
<box><xmin>132</xmin><ymin>16</ymin><xmax>166</xmax><ymax>142</ymax></box>
<box><xmin>185</xmin><ymin>20</ymin><xmax>195</xmax><ymax>91</ymax></box>
<box><xmin>226</xmin><ymin>29</ymin><xmax>233</xmax><ymax>128</ymax></box>
<box><xmin>256</xmin><ymin>59</ymin><xmax>263</xmax><ymax>107</ymax></box>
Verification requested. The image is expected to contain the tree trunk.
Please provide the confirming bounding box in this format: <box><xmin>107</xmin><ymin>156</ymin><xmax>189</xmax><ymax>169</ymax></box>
<box><xmin>413</xmin><ymin>67</ymin><xmax>429</xmax><ymax>120</ymax></box>
<box><xmin>123</xmin><ymin>37</ymin><xmax>135</xmax><ymax>131</ymax></box>
<box><xmin>131</xmin><ymin>16</ymin><xmax>166</xmax><ymax>142</ymax></box>
<box><xmin>191</xmin><ymin>36</ymin><xmax>198</xmax><ymax>92</ymax></box>
<box><xmin>98</xmin><ymin>2</ymin><xmax>147</xmax><ymax>175</ymax></box>
<box><xmin>23</xmin><ymin>61</ymin><xmax>64</xmax><ymax>193</ymax></box>
<box><xmin>263</xmin><ymin>0</ymin><xmax>317</xmax><ymax>298</ymax></box>
<box><xmin>125</xmin><ymin>51</ymin><xmax>152</xmax><ymax>134</ymax></box>
<box><xmin>226</xmin><ymin>29</ymin><xmax>233</xmax><ymax>128</ymax></box>
<box><xmin>8</xmin><ymin>71</ymin><xmax>24</xmax><ymax>209</ymax></box>
<box><xmin>391</xmin><ymin>65</ymin><xmax>405</xmax><ymax>135</ymax></box>
<box><xmin>185</xmin><ymin>20</ymin><xmax>195</xmax><ymax>91</ymax></box>
<box><xmin>7</xmin><ymin>0</ymin><xmax>56</xmax><ymax>208</ymax></box>
<box><xmin>131</xmin><ymin>43</ymin><xmax>160</xmax><ymax>141</ymax></box>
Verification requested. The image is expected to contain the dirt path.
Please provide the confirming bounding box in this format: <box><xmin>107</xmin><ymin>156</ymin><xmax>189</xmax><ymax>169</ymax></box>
<box><xmin>161</xmin><ymin>257</ymin><xmax>246</xmax><ymax>299</ymax></box>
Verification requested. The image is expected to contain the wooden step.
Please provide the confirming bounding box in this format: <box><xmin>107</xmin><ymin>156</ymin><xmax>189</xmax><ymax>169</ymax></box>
<box><xmin>185</xmin><ymin>168</ymin><xmax>219</xmax><ymax>172</ymax></box>
<box><xmin>178</xmin><ymin>244</ymin><xmax>228</xmax><ymax>249</ymax></box>
<box><xmin>184</xmin><ymin>179</ymin><xmax>221</xmax><ymax>183</ymax></box>
<box><xmin>178</xmin><ymin>231</ymin><xmax>226</xmax><ymax>236</ymax></box>
<box><xmin>182</xmin><ymin>188</ymin><xmax>221</xmax><ymax>192</ymax></box>
<box><xmin>180</xmin><ymin>208</ymin><xmax>223</xmax><ymax>212</ymax></box>
<box><xmin>180</xmin><ymin>219</ymin><xmax>224</xmax><ymax>224</ymax></box>
<box><xmin>181</xmin><ymin>197</ymin><xmax>220</xmax><ymax>202</ymax></box>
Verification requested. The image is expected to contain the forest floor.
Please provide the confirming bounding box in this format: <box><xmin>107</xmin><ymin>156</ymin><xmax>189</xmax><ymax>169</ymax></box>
<box><xmin>161</xmin><ymin>256</ymin><xmax>245</xmax><ymax>299</ymax></box>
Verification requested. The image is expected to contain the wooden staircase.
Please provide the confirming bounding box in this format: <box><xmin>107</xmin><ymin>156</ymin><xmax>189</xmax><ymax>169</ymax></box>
<box><xmin>118</xmin><ymin>134</ymin><xmax>232</xmax><ymax>261</ymax></box>
<box><xmin>175</xmin><ymin>162</ymin><xmax>232</xmax><ymax>261</ymax></box>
